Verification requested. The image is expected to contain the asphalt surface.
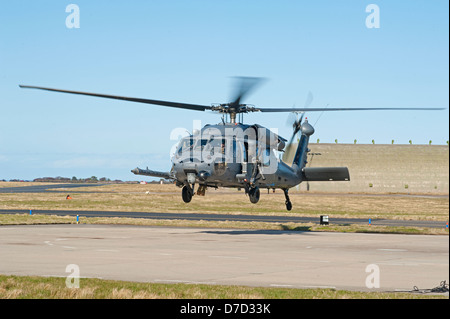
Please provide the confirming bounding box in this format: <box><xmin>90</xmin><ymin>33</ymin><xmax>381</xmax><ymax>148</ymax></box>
<box><xmin>0</xmin><ymin>183</ymin><xmax>106</xmax><ymax>193</ymax></box>
<box><xmin>0</xmin><ymin>224</ymin><xmax>448</xmax><ymax>292</ymax></box>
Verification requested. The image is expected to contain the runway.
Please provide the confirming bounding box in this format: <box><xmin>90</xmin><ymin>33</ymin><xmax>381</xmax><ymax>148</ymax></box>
<box><xmin>0</xmin><ymin>183</ymin><xmax>106</xmax><ymax>193</ymax></box>
<box><xmin>0</xmin><ymin>224</ymin><xmax>448</xmax><ymax>292</ymax></box>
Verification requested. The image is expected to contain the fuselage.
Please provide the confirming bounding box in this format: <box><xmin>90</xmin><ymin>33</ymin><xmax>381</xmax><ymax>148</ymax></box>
<box><xmin>170</xmin><ymin>123</ymin><xmax>301</xmax><ymax>190</ymax></box>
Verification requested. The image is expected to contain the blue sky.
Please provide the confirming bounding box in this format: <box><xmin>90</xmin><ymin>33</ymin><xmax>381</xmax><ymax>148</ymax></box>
<box><xmin>0</xmin><ymin>1</ymin><xmax>448</xmax><ymax>181</ymax></box>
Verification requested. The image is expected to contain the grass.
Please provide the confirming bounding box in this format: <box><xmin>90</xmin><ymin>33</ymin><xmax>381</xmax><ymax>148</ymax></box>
<box><xmin>0</xmin><ymin>275</ymin><xmax>446</xmax><ymax>299</ymax></box>
<box><xmin>0</xmin><ymin>183</ymin><xmax>448</xmax><ymax>220</ymax></box>
<box><xmin>0</xmin><ymin>183</ymin><xmax>448</xmax><ymax>299</ymax></box>
<box><xmin>0</xmin><ymin>182</ymin><xmax>448</xmax><ymax>235</ymax></box>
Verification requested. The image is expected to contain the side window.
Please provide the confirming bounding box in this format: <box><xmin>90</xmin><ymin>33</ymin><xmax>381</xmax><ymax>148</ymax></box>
<box><xmin>244</xmin><ymin>142</ymin><xmax>249</xmax><ymax>162</ymax></box>
<box><xmin>263</xmin><ymin>148</ymin><xmax>271</xmax><ymax>166</ymax></box>
<box><xmin>210</xmin><ymin>138</ymin><xmax>226</xmax><ymax>162</ymax></box>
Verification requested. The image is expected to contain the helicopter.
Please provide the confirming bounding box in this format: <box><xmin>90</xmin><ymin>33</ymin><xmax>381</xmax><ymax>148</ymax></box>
<box><xmin>19</xmin><ymin>78</ymin><xmax>444</xmax><ymax>210</ymax></box>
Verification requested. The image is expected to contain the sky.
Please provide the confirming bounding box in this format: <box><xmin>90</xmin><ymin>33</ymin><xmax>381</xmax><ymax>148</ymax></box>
<box><xmin>0</xmin><ymin>0</ymin><xmax>448</xmax><ymax>181</ymax></box>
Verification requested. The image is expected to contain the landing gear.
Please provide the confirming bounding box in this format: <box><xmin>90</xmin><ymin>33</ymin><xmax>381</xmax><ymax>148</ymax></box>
<box><xmin>182</xmin><ymin>184</ymin><xmax>194</xmax><ymax>203</ymax></box>
<box><xmin>283</xmin><ymin>189</ymin><xmax>292</xmax><ymax>211</ymax></box>
<box><xmin>196</xmin><ymin>184</ymin><xmax>207</xmax><ymax>196</ymax></box>
<box><xmin>248</xmin><ymin>186</ymin><xmax>260</xmax><ymax>204</ymax></box>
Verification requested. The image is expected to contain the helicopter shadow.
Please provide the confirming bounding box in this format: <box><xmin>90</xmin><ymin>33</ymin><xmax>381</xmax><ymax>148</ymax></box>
<box><xmin>198</xmin><ymin>225</ymin><xmax>313</xmax><ymax>236</ymax></box>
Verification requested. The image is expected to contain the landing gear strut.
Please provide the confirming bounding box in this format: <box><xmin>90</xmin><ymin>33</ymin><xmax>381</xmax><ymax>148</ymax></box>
<box><xmin>283</xmin><ymin>189</ymin><xmax>292</xmax><ymax>211</ymax></box>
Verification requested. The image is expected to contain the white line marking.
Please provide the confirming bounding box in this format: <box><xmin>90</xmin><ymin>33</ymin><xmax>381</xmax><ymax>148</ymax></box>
<box><xmin>209</xmin><ymin>255</ymin><xmax>247</xmax><ymax>259</ymax></box>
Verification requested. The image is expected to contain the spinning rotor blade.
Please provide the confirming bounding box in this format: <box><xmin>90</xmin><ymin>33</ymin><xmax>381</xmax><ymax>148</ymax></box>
<box><xmin>282</xmin><ymin>136</ymin><xmax>298</xmax><ymax>163</ymax></box>
<box><xmin>19</xmin><ymin>85</ymin><xmax>212</xmax><ymax>112</ymax></box>
<box><xmin>286</xmin><ymin>91</ymin><xmax>312</xmax><ymax>146</ymax></box>
<box><xmin>283</xmin><ymin>114</ymin><xmax>305</xmax><ymax>164</ymax></box>
<box><xmin>259</xmin><ymin>107</ymin><xmax>445</xmax><ymax>112</ymax></box>
<box><xmin>230</xmin><ymin>77</ymin><xmax>266</xmax><ymax>106</ymax></box>
<box><xmin>286</xmin><ymin>91</ymin><xmax>312</xmax><ymax>126</ymax></box>
<box><xmin>303</xmin><ymin>91</ymin><xmax>314</xmax><ymax>109</ymax></box>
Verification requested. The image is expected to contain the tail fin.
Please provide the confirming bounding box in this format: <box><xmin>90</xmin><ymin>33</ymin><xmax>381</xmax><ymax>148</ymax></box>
<box><xmin>291</xmin><ymin>119</ymin><xmax>315</xmax><ymax>174</ymax></box>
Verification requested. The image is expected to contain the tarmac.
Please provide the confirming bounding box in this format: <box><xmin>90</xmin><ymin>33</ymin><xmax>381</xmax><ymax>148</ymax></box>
<box><xmin>1</xmin><ymin>224</ymin><xmax>448</xmax><ymax>293</ymax></box>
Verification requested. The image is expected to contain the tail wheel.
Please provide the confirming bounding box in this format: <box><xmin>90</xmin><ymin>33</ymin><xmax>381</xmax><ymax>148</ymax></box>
<box><xmin>285</xmin><ymin>201</ymin><xmax>292</xmax><ymax>211</ymax></box>
<box><xmin>283</xmin><ymin>188</ymin><xmax>292</xmax><ymax>211</ymax></box>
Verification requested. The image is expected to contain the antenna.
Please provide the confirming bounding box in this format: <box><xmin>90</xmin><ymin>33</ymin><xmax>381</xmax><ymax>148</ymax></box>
<box><xmin>313</xmin><ymin>103</ymin><xmax>329</xmax><ymax>127</ymax></box>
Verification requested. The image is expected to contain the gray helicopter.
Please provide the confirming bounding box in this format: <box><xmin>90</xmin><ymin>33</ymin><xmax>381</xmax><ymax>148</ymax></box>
<box><xmin>20</xmin><ymin>78</ymin><xmax>443</xmax><ymax>210</ymax></box>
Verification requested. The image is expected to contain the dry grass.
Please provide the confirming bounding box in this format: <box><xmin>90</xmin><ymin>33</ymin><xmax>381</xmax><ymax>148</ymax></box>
<box><xmin>0</xmin><ymin>275</ymin><xmax>446</xmax><ymax>299</ymax></box>
<box><xmin>0</xmin><ymin>182</ymin><xmax>448</xmax><ymax>235</ymax></box>
<box><xmin>0</xmin><ymin>183</ymin><xmax>448</xmax><ymax>221</ymax></box>
<box><xmin>287</xmin><ymin>144</ymin><xmax>449</xmax><ymax>194</ymax></box>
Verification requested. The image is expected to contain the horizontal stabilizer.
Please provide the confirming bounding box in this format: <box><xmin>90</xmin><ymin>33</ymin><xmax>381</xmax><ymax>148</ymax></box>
<box><xmin>302</xmin><ymin>167</ymin><xmax>350</xmax><ymax>182</ymax></box>
<box><xmin>131</xmin><ymin>167</ymin><xmax>171</xmax><ymax>179</ymax></box>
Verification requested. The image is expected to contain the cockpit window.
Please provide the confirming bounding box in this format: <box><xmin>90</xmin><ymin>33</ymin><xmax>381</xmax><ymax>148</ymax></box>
<box><xmin>194</xmin><ymin>139</ymin><xmax>210</xmax><ymax>151</ymax></box>
<box><xmin>176</xmin><ymin>137</ymin><xmax>194</xmax><ymax>156</ymax></box>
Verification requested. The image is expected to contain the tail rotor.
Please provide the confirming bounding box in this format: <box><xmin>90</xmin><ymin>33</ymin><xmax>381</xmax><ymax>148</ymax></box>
<box><xmin>283</xmin><ymin>92</ymin><xmax>313</xmax><ymax>163</ymax></box>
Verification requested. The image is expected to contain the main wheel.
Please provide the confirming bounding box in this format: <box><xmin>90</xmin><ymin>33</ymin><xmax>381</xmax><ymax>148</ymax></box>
<box><xmin>182</xmin><ymin>186</ymin><xmax>192</xmax><ymax>203</ymax></box>
<box><xmin>249</xmin><ymin>187</ymin><xmax>260</xmax><ymax>204</ymax></box>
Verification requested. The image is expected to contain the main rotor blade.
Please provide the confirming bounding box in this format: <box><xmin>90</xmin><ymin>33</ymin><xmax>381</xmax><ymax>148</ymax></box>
<box><xmin>19</xmin><ymin>85</ymin><xmax>212</xmax><ymax>112</ymax></box>
<box><xmin>259</xmin><ymin>107</ymin><xmax>445</xmax><ymax>112</ymax></box>
<box><xmin>231</xmin><ymin>77</ymin><xmax>266</xmax><ymax>105</ymax></box>
<box><xmin>304</xmin><ymin>91</ymin><xmax>313</xmax><ymax>109</ymax></box>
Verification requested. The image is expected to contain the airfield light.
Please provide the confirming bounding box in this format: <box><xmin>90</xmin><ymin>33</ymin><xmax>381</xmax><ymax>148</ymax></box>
<box><xmin>320</xmin><ymin>215</ymin><xmax>329</xmax><ymax>225</ymax></box>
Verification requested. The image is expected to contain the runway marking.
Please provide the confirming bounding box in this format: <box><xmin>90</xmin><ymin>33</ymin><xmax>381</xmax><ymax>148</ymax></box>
<box><xmin>44</xmin><ymin>241</ymin><xmax>53</xmax><ymax>246</ymax></box>
<box><xmin>377</xmin><ymin>249</ymin><xmax>407</xmax><ymax>252</ymax></box>
<box><xmin>270</xmin><ymin>284</ymin><xmax>293</xmax><ymax>287</ymax></box>
<box><xmin>209</xmin><ymin>255</ymin><xmax>247</xmax><ymax>259</ymax></box>
<box><xmin>62</xmin><ymin>246</ymin><xmax>76</xmax><ymax>249</ymax></box>
<box><xmin>96</xmin><ymin>249</ymin><xmax>119</xmax><ymax>252</ymax></box>
<box><xmin>376</xmin><ymin>261</ymin><xmax>422</xmax><ymax>266</ymax></box>
<box><xmin>384</xmin><ymin>263</ymin><xmax>419</xmax><ymax>266</ymax></box>
<box><xmin>154</xmin><ymin>279</ymin><xmax>186</xmax><ymax>283</ymax></box>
